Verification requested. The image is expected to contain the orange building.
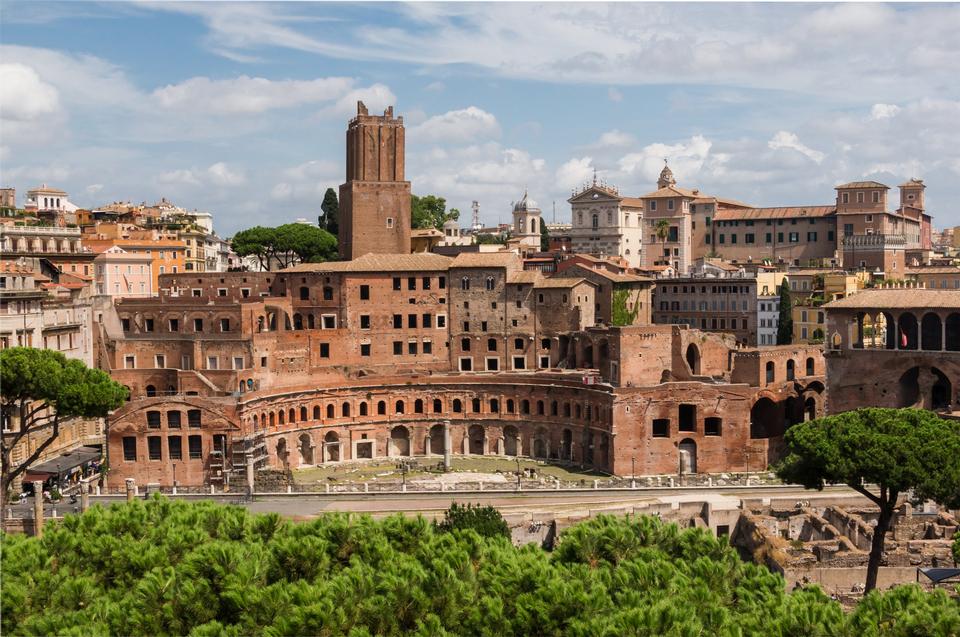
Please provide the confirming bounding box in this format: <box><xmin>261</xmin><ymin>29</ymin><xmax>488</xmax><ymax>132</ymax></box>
<box><xmin>82</xmin><ymin>237</ymin><xmax>186</xmax><ymax>292</ymax></box>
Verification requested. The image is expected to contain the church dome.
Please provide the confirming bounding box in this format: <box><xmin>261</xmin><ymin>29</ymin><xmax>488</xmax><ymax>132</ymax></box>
<box><xmin>442</xmin><ymin>218</ymin><xmax>460</xmax><ymax>229</ymax></box>
<box><xmin>513</xmin><ymin>190</ymin><xmax>539</xmax><ymax>212</ymax></box>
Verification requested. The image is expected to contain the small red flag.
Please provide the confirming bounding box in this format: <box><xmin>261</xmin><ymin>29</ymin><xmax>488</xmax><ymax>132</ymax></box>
<box><xmin>900</xmin><ymin>330</ymin><xmax>908</xmax><ymax>348</ymax></box>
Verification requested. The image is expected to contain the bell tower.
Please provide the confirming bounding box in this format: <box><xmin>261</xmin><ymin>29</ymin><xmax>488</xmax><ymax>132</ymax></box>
<box><xmin>338</xmin><ymin>101</ymin><xmax>411</xmax><ymax>260</ymax></box>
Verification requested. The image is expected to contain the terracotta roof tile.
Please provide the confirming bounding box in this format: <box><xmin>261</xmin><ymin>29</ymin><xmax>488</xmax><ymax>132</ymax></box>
<box><xmin>283</xmin><ymin>253</ymin><xmax>452</xmax><ymax>273</ymax></box>
<box><xmin>507</xmin><ymin>271</ymin><xmax>542</xmax><ymax>285</ymax></box>
<box><xmin>536</xmin><ymin>277</ymin><xmax>587</xmax><ymax>288</ymax></box>
<box><xmin>714</xmin><ymin>205</ymin><xmax>835</xmax><ymax>221</ymax></box>
<box><xmin>824</xmin><ymin>289</ymin><xmax>960</xmax><ymax>310</ymax></box>
<box><xmin>450</xmin><ymin>252</ymin><xmax>520</xmax><ymax>269</ymax></box>
<box><xmin>835</xmin><ymin>181</ymin><xmax>889</xmax><ymax>189</ymax></box>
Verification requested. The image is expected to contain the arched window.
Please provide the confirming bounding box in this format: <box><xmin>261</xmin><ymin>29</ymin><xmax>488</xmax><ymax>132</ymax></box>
<box><xmin>592</xmin><ymin>214</ymin><xmax>599</xmax><ymax>229</ymax></box>
<box><xmin>322</xmin><ymin>286</ymin><xmax>333</xmax><ymax>301</ymax></box>
<box><xmin>278</xmin><ymin>411</ymin><xmax>285</xmax><ymax>425</ymax></box>
<box><xmin>490</xmin><ymin>399</ymin><xmax>499</xmax><ymax>413</ymax></box>
<box><xmin>359</xmin><ymin>402</ymin><xmax>368</xmax><ymax>416</ymax></box>
<box><xmin>461</xmin><ymin>277</ymin><xmax>470</xmax><ymax>290</ymax></box>
<box><xmin>269</xmin><ymin>413</ymin><xmax>275</xmax><ymax>426</ymax></box>
<box><xmin>307</xmin><ymin>314</ymin><xmax>315</xmax><ymax>329</ymax></box>
<box><xmin>313</xmin><ymin>406</ymin><xmax>321</xmax><ymax>420</ymax></box>
<box><xmin>300</xmin><ymin>406</ymin><xmax>307</xmax><ymax>421</ymax></box>
<box><xmin>485</xmin><ymin>276</ymin><xmax>495</xmax><ymax>290</ymax></box>
<box><xmin>146</xmin><ymin>385</ymin><xmax>156</xmax><ymax>397</ymax></box>
<box><xmin>564</xmin><ymin>402</ymin><xmax>571</xmax><ymax>417</ymax></box>
<box><xmin>550</xmin><ymin>401</ymin><xmax>558</xmax><ymax>416</ymax></box>
<box><xmin>288</xmin><ymin>408</ymin><xmax>296</xmax><ymax>423</ymax></box>
<box><xmin>342</xmin><ymin>402</ymin><xmax>350</xmax><ymax>417</ymax></box>
<box><xmin>453</xmin><ymin>399</ymin><xmax>463</xmax><ymax>413</ymax></box>
<box><xmin>487</xmin><ymin>338</ymin><xmax>497</xmax><ymax>351</ymax></box>
<box><xmin>506</xmin><ymin>399</ymin><xmax>515</xmax><ymax>413</ymax></box>
<box><xmin>786</xmin><ymin>360</ymin><xmax>795</xmax><ymax>381</ymax></box>
<box><xmin>326</xmin><ymin>404</ymin><xmax>334</xmax><ymax>419</ymax></box>
<box><xmin>414</xmin><ymin>399</ymin><xmax>424</xmax><ymax>414</ymax></box>
<box><xmin>521</xmin><ymin>399</ymin><xmax>530</xmax><ymax>414</ymax></box>
<box><xmin>805</xmin><ymin>357</ymin><xmax>815</xmax><ymax>376</ymax></box>
<box><xmin>395</xmin><ymin>400</ymin><xmax>405</xmax><ymax>414</ymax></box>
<box><xmin>536</xmin><ymin>400</ymin><xmax>545</xmax><ymax>415</ymax></box>
<box><xmin>299</xmin><ymin>286</ymin><xmax>309</xmax><ymax>300</ymax></box>
<box><xmin>433</xmin><ymin>398</ymin><xmax>442</xmax><ymax>413</ymax></box>
<box><xmin>377</xmin><ymin>401</ymin><xmax>386</xmax><ymax>415</ymax></box>
<box><xmin>471</xmin><ymin>397</ymin><xmax>481</xmax><ymax>413</ymax></box>
<box><xmin>765</xmin><ymin>361</ymin><xmax>775</xmax><ymax>384</ymax></box>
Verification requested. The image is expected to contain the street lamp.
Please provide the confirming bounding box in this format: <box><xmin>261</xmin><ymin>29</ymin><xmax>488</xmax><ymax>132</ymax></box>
<box><xmin>515</xmin><ymin>457</ymin><xmax>522</xmax><ymax>490</ymax></box>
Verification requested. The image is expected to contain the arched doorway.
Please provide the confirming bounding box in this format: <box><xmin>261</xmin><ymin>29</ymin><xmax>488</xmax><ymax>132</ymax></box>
<box><xmin>932</xmin><ymin>368</ymin><xmax>952</xmax><ymax>410</ymax></box>
<box><xmin>898</xmin><ymin>312</ymin><xmax>918</xmax><ymax>350</ymax></box>
<box><xmin>804</xmin><ymin>397</ymin><xmax>817</xmax><ymax>421</ymax></box>
<box><xmin>921</xmin><ymin>313</ymin><xmax>943</xmax><ymax>351</ymax></box>
<box><xmin>947</xmin><ymin>314</ymin><xmax>960</xmax><ymax>351</ymax></box>
<box><xmin>533</xmin><ymin>427</ymin><xmax>547</xmax><ymax>458</ymax></box>
<box><xmin>390</xmin><ymin>426</ymin><xmax>411</xmax><ymax>456</ymax></box>
<box><xmin>276</xmin><ymin>438</ymin><xmax>288</xmax><ymax>469</ymax></box>
<box><xmin>468</xmin><ymin>425</ymin><xmax>485</xmax><ymax>455</ymax></box>
<box><xmin>561</xmin><ymin>428</ymin><xmax>573</xmax><ymax>461</ymax></box>
<box><xmin>503</xmin><ymin>425</ymin><xmax>519</xmax><ymax>456</ymax></box>
<box><xmin>146</xmin><ymin>385</ymin><xmax>156</xmax><ymax>397</ymax></box>
<box><xmin>429</xmin><ymin>424</ymin><xmax>445</xmax><ymax>455</ymax></box>
<box><xmin>324</xmin><ymin>431</ymin><xmax>340</xmax><ymax>462</ymax></box>
<box><xmin>298</xmin><ymin>433</ymin><xmax>314</xmax><ymax>466</ymax></box>
<box><xmin>750</xmin><ymin>397</ymin><xmax>779</xmax><ymax>439</ymax></box>
<box><xmin>685</xmin><ymin>344</ymin><xmax>701</xmax><ymax>375</ymax></box>
<box><xmin>679</xmin><ymin>439</ymin><xmax>697</xmax><ymax>474</ymax></box>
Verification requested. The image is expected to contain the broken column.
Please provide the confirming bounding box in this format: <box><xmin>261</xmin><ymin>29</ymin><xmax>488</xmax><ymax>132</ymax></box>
<box><xmin>443</xmin><ymin>420</ymin><xmax>452</xmax><ymax>472</ymax></box>
<box><xmin>80</xmin><ymin>480</ymin><xmax>90</xmax><ymax>513</ymax></box>
<box><xmin>32</xmin><ymin>480</ymin><xmax>44</xmax><ymax>538</ymax></box>
<box><xmin>125</xmin><ymin>478</ymin><xmax>136</xmax><ymax>503</ymax></box>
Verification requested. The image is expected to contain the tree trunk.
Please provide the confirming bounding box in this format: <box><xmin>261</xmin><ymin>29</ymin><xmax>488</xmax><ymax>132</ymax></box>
<box><xmin>865</xmin><ymin>503</ymin><xmax>894</xmax><ymax>593</ymax></box>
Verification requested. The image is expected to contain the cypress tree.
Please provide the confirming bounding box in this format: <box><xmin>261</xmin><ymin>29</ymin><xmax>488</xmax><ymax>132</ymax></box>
<box><xmin>777</xmin><ymin>282</ymin><xmax>793</xmax><ymax>345</ymax></box>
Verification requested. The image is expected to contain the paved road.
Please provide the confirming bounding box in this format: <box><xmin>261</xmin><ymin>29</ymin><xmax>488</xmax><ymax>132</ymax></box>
<box><xmin>6</xmin><ymin>484</ymin><xmax>862</xmax><ymax>521</ymax></box>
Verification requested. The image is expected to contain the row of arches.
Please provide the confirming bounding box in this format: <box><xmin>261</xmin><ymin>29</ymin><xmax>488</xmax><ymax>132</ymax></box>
<box><xmin>853</xmin><ymin>311</ymin><xmax>960</xmax><ymax>352</ymax></box>
<box><xmin>248</xmin><ymin>394</ymin><xmax>613</xmax><ymax>431</ymax></box>
<box><xmin>272</xmin><ymin>422</ymin><xmax>613</xmax><ymax>470</ymax></box>
<box><xmin>765</xmin><ymin>357</ymin><xmax>818</xmax><ymax>384</ymax></box>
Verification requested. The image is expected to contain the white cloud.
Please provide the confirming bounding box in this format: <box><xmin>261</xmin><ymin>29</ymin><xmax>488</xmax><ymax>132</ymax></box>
<box><xmin>619</xmin><ymin>135</ymin><xmax>713</xmax><ymax>182</ymax></box>
<box><xmin>411</xmin><ymin>107</ymin><xmax>500</xmax><ymax>144</ymax></box>
<box><xmin>597</xmin><ymin>130</ymin><xmax>634</xmax><ymax>147</ymax></box>
<box><xmin>767</xmin><ymin>131</ymin><xmax>825</xmax><ymax>164</ymax></box>
<box><xmin>0</xmin><ymin>63</ymin><xmax>60</xmax><ymax>122</ymax></box>
<box><xmin>152</xmin><ymin>76</ymin><xmax>356</xmax><ymax>114</ymax></box>
<box><xmin>870</xmin><ymin>103</ymin><xmax>901</xmax><ymax>120</ymax></box>
<box><xmin>555</xmin><ymin>157</ymin><xmax>594</xmax><ymax>190</ymax></box>
<box><xmin>158</xmin><ymin>169</ymin><xmax>201</xmax><ymax>187</ymax></box>
<box><xmin>425</xmin><ymin>80</ymin><xmax>445</xmax><ymax>92</ymax></box>
<box><xmin>607</xmin><ymin>87</ymin><xmax>623</xmax><ymax>102</ymax></box>
<box><xmin>207</xmin><ymin>162</ymin><xmax>245</xmax><ymax>186</ymax></box>
<box><xmin>320</xmin><ymin>83</ymin><xmax>396</xmax><ymax>118</ymax></box>
<box><xmin>86</xmin><ymin>184</ymin><xmax>104</xmax><ymax>195</ymax></box>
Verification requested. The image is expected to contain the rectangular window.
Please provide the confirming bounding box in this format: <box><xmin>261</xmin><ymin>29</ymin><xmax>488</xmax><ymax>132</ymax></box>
<box><xmin>122</xmin><ymin>436</ymin><xmax>137</xmax><ymax>461</ymax></box>
<box><xmin>121</xmin><ymin>318</ymin><xmax>131</xmax><ymax>332</ymax></box>
<box><xmin>407</xmin><ymin>276</ymin><xmax>416</xmax><ymax>290</ymax></box>
<box><xmin>393</xmin><ymin>341</ymin><xmax>402</xmax><ymax>355</ymax></box>
<box><xmin>207</xmin><ymin>356</ymin><xmax>218</xmax><ymax>370</ymax></box>
<box><xmin>233</xmin><ymin>357</ymin><xmax>244</xmax><ymax>370</ymax></box>
<box><xmin>148</xmin><ymin>411</ymin><xmax>162</xmax><ymax>428</ymax></box>
<box><xmin>148</xmin><ymin>436</ymin><xmax>162</xmax><ymax>460</ymax></box>
<box><xmin>393</xmin><ymin>314</ymin><xmax>403</xmax><ymax>328</ymax></box>
<box><xmin>322</xmin><ymin>315</ymin><xmax>336</xmax><ymax>329</ymax></box>
<box><xmin>437</xmin><ymin>315</ymin><xmax>446</xmax><ymax>328</ymax></box>
<box><xmin>188</xmin><ymin>435</ymin><xmax>202</xmax><ymax>459</ymax></box>
<box><xmin>408</xmin><ymin>341</ymin><xmax>418</xmax><ymax>355</ymax></box>
<box><xmin>168</xmin><ymin>436</ymin><xmax>182</xmax><ymax>460</ymax></box>
<box><xmin>422</xmin><ymin>313</ymin><xmax>432</xmax><ymax>328</ymax></box>
<box><xmin>124</xmin><ymin>355</ymin><xmax>135</xmax><ymax>369</ymax></box>
<box><xmin>393</xmin><ymin>277</ymin><xmax>401</xmax><ymax>291</ymax></box>
<box><xmin>652</xmin><ymin>419</ymin><xmax>669</xmax><ymax>437</ymax></box>
<box><xmin>730</xmin><ymin>234</ymin><xmax>737</xmax><ymax>244</ymax></box>
<box><xmin>459</xmin><ymin>357</ymin><xmax>473</xmax><ymax>371</ymax></box>
<box><xmin>155</xmin><ymin>355</ymin><xmax>166</xmax><ymax>368</ymax></box>
<box><xmin>513</xmin><ymin>356</ymin><xmax>526</xmax><ymax>370</ymax></box>
<box><xmin>217</xmin><ymin>288</ymin><xmax>227</xmax><ymax>297</ymax></box>
<box><xmin>718</xmin><ymin>234</ymin><xmax>725</xmax><ymax>244</ymax></box>
<box><xmin>777</xmin><ymin>232</ymin><xmax>784</xmax><ymax>243</ymax></box>
<box><xmin>360</xmin><ymin>285</ymin><xmax>370</xmax><ymax>300</ymax></box>
<box><xmin>194</xmin><ymin>318</ymin><xmax>203</xmax><ymax>332</ymax></box>
<box><xmin>169</xmin><ymin>319</ymin><xmax>179</xmax><ymax>332</ymax></box>
<box><xmin>360</xmin><ymin>343</ymin><xmax>371</xmax><ymax>356</ymax></box>
<box><xmin>828</xmin><ymin>230</ymin><xmax>835</xmax><ymax>241</ymax></box>
<box><xmin>408</xmin><ymin>314</ymin><xmax>417</xmax><ymax>328</ymax></box>
<box><xmin>144</xmin><ymin>318</ymin><xmax>154</xmax><ymax>332</ymax></box>
<box><xmin>188</xmin><ymin>410</ymin><xmax>201</xmax><ymax>428</ymax></box>
<box><xmin>320</xmin><ymin>343</ymin><xmax>330</xmax><ymax>358</ymax></box>
<box><xmin>486</xmin><ymin>358</ymin><xmax>499</xmax><ymax>371</ymax></box>
<box><xmin>220</xmin><ymin>318</ymin><xmax>230</xmax><ymax>332</ymax></box>
<box><xmin>649</xmin><ymin>200</ymin><xmax>656</xmax><ymax>211</ymax></box>
<box><xmin>807</xmin><ymin>232</ymin><xmax>817</xmax><ymax>242</ymax></box>
<box><xmin>844</xmin><ymin>223</ymin><xmax>854</xmax><ymax>235</ymax></box>
<box><xmin>481</xmin><ymin>321</ymin><xmax>488</xmax><ymax>332</ymax></box>
<box><xmin>360</xmin><ymin>315</ymin><xmax>371</xmax><ymax>329</ymax></box>
<box><xmin>789</xmin><ymin>232</ymin><xmax>799</xmax><ymax>243</ymax></box>
<box><xmin>745</xmin><ymin>233</ymin><xmax>755</xmax><ymax>244</ymax></box>
<box><xmin>422</xmin><ymin>276</ymin><xmax>431</xmax><ymax>290</ymax></box>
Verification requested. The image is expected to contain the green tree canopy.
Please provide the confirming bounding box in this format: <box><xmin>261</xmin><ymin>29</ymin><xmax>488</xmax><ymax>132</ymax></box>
<box><xmin>1</xmin><ymin>348</ymin><xmax>127</xmax><ymax>507</ymax></box>
<box><xmin>4</xmin><ymin>498</ymin><xmax>959</xmax><ymax>636</ymax></box>
<box><xmin>434</xmin><ymin>502</ymin><xmax>510</xmax><ymax>539</ymax></box>
<box><xmin>318</xmin><ymin>187</ymin><xmax>339</xmax><ymax>236</ymax></box>
<box><xmin>776</xmin><ymin>407</ymin><xmax>960</xmax><ymax>592</ymax></box>
<box><xmin>231</xmin><ymin>224</ymin><xmax>337</xmax><ymax>271</ymax></box>
<box><xmin>776</xmin><ymin>282</ymin><xmax>794</xmax><ymax>345</ymax></box>
<box><xmin>411</xmin><ymin>194</ymin><xmax>459</xmax><ymax>230</ymax></box>
<box><xmin>539</xmin><ymin>217</ymin><xmax>550</xmax><ymax>251</ymax></box>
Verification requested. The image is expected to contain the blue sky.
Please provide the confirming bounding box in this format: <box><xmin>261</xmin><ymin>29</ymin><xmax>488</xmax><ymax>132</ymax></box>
<box><xmin>2</xmin><ymin>2</ymin><xmax>959</xmax><ymax>236</ymax></box>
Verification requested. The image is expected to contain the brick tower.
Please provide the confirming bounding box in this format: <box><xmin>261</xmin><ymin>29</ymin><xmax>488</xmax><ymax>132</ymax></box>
<box><xmin>338</xmin><ymin>101</ymin><xmax>411</xmax><ymax>260</ymax></box>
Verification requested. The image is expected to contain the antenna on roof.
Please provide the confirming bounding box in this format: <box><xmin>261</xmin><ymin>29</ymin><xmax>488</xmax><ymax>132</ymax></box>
<box><xmin>592</xmin><ymin>167</ymin><xmax>597</xmax><ymax>186</ymax></box>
